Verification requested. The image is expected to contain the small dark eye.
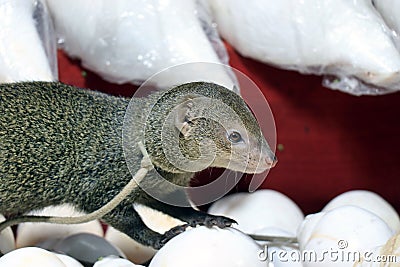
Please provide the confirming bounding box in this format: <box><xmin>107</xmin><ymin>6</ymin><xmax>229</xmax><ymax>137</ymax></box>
<box><xmin>228</xmin><ymin>131</ymin><xmax>243</xmax><ymax>143</ymax></box>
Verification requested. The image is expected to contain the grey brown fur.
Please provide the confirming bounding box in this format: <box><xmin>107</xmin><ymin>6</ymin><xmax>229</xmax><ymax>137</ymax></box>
<box><xmin>0</xmin><ymin>81</ymin><xmax>276</xmax><ymax>249</ymax></box>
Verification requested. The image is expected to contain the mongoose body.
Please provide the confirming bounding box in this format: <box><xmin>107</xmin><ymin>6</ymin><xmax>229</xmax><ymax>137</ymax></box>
<box><xmin>0</xmin><ymin>81</ymin><xmax>276</xmax><ymax>248</ymax></box>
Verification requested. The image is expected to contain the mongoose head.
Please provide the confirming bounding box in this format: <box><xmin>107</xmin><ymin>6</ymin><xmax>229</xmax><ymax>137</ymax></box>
<box><xmin>143</xmin><ymin>82</ymin><xmax>277</xmax><ymax>174</ymax></box>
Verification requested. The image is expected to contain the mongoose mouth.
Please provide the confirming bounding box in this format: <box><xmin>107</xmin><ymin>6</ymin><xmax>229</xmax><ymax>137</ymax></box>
<box><xmin>225</xmin><ymin>154</ymin><xmax>277</xmax><ymax>174</ymax></box>
<box><xmin>246</xmin><ymin>155</ymin><xmax>278</xmax><ymax>174</ymax></box>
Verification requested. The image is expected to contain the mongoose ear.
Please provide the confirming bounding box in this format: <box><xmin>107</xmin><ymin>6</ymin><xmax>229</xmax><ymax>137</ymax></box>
<box><xmin>174</xmin><ymin>96</ymin><xmax>196</xmax><ymax>138</ymax></box>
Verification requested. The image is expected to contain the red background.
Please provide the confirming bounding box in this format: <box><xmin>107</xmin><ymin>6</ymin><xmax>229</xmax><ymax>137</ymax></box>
<box><xmin>57</xmin><ymin>44</ymin><xmax>400</xmax><ymax>216</ymax></box>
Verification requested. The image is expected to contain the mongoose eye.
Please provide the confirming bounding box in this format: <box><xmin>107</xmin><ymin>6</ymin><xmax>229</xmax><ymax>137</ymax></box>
<box><xmin>228</xmin><ymin>131</ymin><xmax>243</xmax><ymax>143</ymax></box>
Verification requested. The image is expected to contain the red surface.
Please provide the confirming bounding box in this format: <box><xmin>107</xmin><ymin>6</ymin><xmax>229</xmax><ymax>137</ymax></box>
<box><xmin>57</xmin><ymin>47</ymin><xmax>400</xmax><ymax>215</ymax></box>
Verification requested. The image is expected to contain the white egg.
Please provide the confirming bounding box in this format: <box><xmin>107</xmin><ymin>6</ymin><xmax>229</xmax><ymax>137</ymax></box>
<box><xmin>380</xmin><ymin>233</ymin><xmax>400</xmax><ymax>264</ymax></box>
<box><xmin>52</xmin><ymin>233</ymin><xmax>125</xmax><ymax>264</ymax></box>
<box><xmin>355</xmin><ymin>232</ymin><xmax>400</xmax><ymax>267</ymax></box>
<box><xmin>256</xmin><ymin>227</ymin><xmax>303</xmax><ymax>267</ymax></box>
<box><xmin>297</xmin><ymin>206</ymin><xmax>394</xmax><ymax>267</ymax></box>
<box><xmin>149</xmin><ymin>226</ymin><xmax>265</xmax><ymax>267</ymax></box>
<box><xmin>16</xmin><ymin>204</ymin><xmax>104</xmax><ymax>248</ymax></box>
<box><xmin>323</xmin><ymin>190</ymin><xmax>400</xmax><ymax>232</ymax></box>
<box><xmin>104</xmin><ymin>226</ymin><xmax>156</xmax><ymax>264</ymax></box>
<box><xmin>0</xmin><ymin>214</ymin><xmax>15</xmax><ymax>254</ymax></box>
<box><xmin>253</xmin><ymin>227</ymin><xmax>296</xmax><ymax>246</ymax></box>
<box><xmin>296</xmin><ymin>212</ymin><xmax>324</xmax><ymax>250</ymax></box>
<box><xmin>103</xmin><ymin>203</ymin><xmax>185</xmax><ymax>263</ymax></box>
<box><xmin>353</xmin><ymin>245</ymin><xmax>388</xmax><ymax>267</ymax></box>
<box><xmin>53</xmin><ymin>253</ymin><xmax>84</xmax><ymax>267</ymax></box>
<box><xmin>208</xmin><ymin>190</ymin><xmax>304</xmax><ymax>235</ymax></box>
<box><xmin>94</xmin><ymin>256</ymin><xmax>145</xmax><ymax>267</ymax></box>
<box><xmin>0</xmin><ymin>247</ymin><xmax>66</xmax><ymax>266</ymax></box>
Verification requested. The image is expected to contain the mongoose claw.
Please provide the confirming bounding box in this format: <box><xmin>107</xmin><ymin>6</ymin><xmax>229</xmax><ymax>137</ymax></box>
<box><xmin>204</xmin><ymin>215</ymin><xmax>237</xmax><ymax>228</ymax></box>
<box><xmin>188</xmin><ymin>214</ymin><xmax>237</xmax><ymax>228</ymax></box>
<box><xmin>154</xmin><ymin>224</ymin><xmax>190</xmax><ymax>249</ymax></box>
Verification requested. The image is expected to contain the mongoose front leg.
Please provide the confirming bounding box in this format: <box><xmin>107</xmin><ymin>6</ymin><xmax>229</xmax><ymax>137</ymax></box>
<box><xmin>102</xmin><ymin>205</ymin><xmax>188</xmax><ymax>249</ymax></box>
<box><xmin>167</xmin><ymin>205</ymin><xmax>237</xmax><ymax>228</ymax></box>
<box><xmin>140</xmin><ymin>198</ymin><xmax>237</xmax><ymax>229</ymax></box>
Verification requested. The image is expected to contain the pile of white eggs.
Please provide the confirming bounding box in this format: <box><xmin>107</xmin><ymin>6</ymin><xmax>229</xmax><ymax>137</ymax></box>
<box><xmin>0</xmin><ymin>190</ymin><xmax>399</xmax><ymax>266</ymax></box>
<box><xmin>205</xmin><ymin>189</ymin><xmax>400</xmax><ymax>267</ymax></box>
<box><xmin>0</xmin><ymin>205</ymin><xmax>150</xmax><ymax>267</ymax></box>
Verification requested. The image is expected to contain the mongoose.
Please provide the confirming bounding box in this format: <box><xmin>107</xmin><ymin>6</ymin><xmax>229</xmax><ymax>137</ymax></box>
<box><xmin>0</xmin><ymin>81</ymin><xmax>277</xmax><ymax>249</ymax></box>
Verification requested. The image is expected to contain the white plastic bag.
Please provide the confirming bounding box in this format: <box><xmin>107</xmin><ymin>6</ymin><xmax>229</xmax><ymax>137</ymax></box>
<box><xmin>373</xmin><ymin>0</ymin><xmax>400</xmax><ymax>36</ymax></box>
<box><xmin>0</xmin><ymin>0</ymin><xmax>57</xmax><ymax>83</ymax></box>
<box><xmin>207</xmin><ymin>0</ymin><xmax>400</xmax><ymax>95</ymax></box>
<box><xmin>46</xmin><ymin>0</ymin><xmax>237</xmax><ymax>90</ymax></box>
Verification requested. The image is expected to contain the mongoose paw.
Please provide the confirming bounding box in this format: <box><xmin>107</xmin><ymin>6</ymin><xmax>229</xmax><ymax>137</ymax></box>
<box><xmin>188</xmin><ymin>214</ymin><xmax>237</xmax><ymax>228</ymax></box>
<box><xmin>153</xmin><ymin>224</ymin><xmax>190</xmax><ymax>249</ymax></box>
<box><xmin>204</xmin><ymin>215</ymin><xmax>237</xmax><ymax>228</ymax></box>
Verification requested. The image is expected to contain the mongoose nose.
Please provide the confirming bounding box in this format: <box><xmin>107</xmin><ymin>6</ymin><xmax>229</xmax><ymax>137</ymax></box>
<box><xmin>266</xmin><ymin>155</ymin><xmax>278</xmax><ymax>167</ymax></box>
